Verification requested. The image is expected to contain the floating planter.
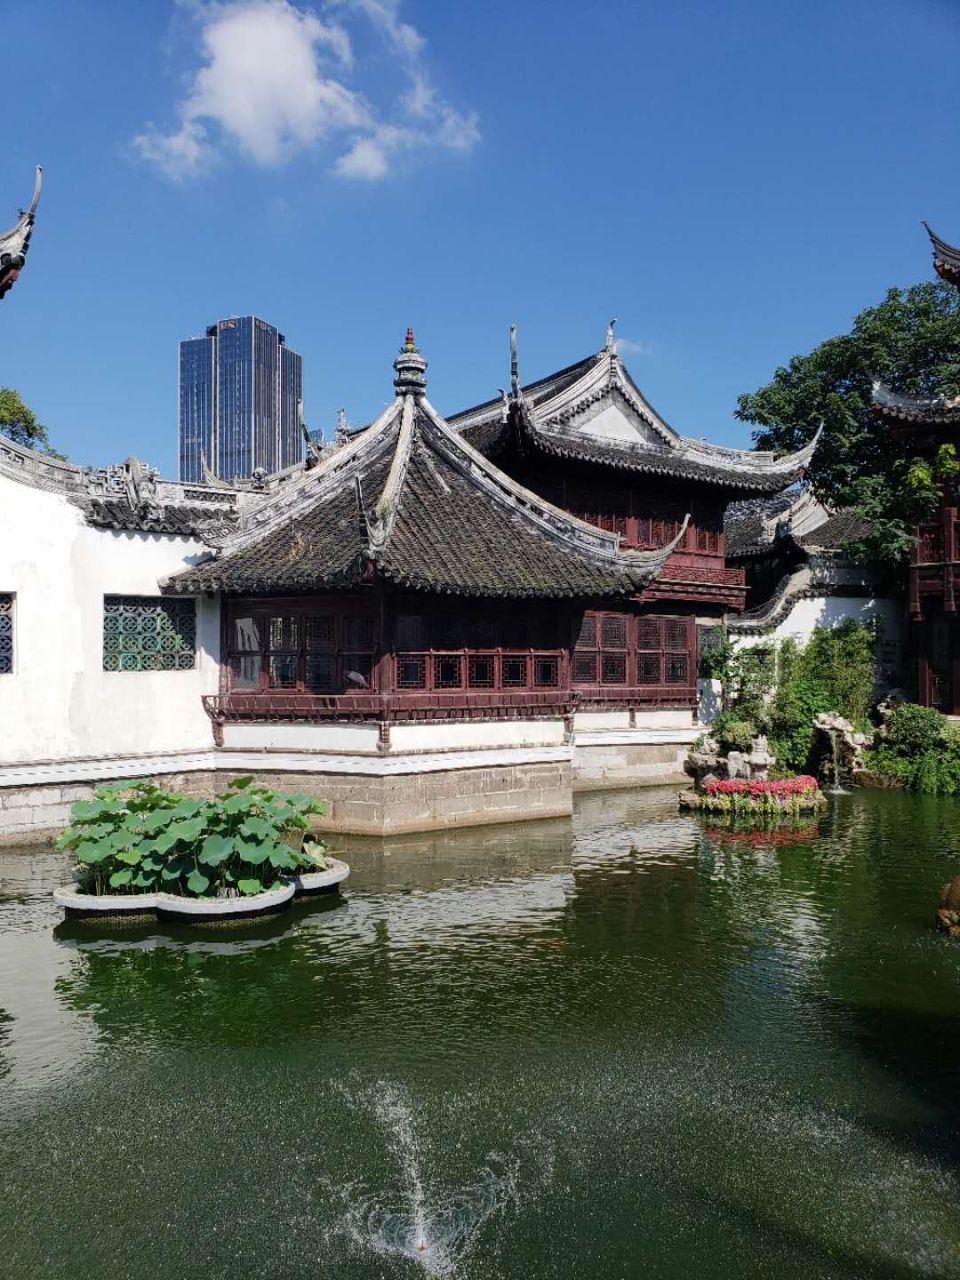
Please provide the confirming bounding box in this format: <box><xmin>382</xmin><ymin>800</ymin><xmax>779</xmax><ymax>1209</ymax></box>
<box><xmin>52</xmin><ymin>777</ymin><xmax>331</xmax><ymax>926</ymax></box>
<box><xmin>52</xmin><ymin>883</ymin><xmax>157</xmax><ymax>922</ymax></box>
<box><xmin>155</xmin><ymin>881</ymin><xmax>295</xmax><ymax>924</ymax></box>
<box><xmin>293</xmin><ymin>857</ymin><xmax>350</xmax><ymax>897</ymax></box>
<box><xmin>680</xmin><ymin>775</ymin><xmax>826</xmax><ymax>817</ymax></box>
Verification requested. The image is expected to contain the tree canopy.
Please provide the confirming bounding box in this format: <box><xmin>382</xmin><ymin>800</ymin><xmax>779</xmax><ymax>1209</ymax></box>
<box><xmin>0</xmin><ymin>386</ymin><xmax>60</xmax><ymax>456</ymax></box>
<box><xmin>736</xmin><ymin>281</ymin><xmax>960</xmax><ymax>561</ymax></box>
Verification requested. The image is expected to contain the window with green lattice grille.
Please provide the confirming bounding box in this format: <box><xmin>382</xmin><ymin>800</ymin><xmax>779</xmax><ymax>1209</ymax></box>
<box><xmin>102</xmin><ymin>596</ymin><xmax>196</xmax><ymax>672</ymax></box>
<box><xmin>0</xmin><ymin>595</ymin><xmax>12</xmax><ymax>674</ymax></box>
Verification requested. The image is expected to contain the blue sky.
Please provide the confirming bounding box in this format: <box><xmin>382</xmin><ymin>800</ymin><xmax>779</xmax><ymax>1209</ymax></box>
<box><xmin>4</xmin><ymin>0</ymin><xmax>960</xmax><ymax>475</ymax></box>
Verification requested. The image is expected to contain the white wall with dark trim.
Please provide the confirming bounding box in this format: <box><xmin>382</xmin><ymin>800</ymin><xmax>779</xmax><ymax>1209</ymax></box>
<box><xmin>0</xmin><ymin>472</ymin><xmax>220</xmax><ymax>765</ymax></box>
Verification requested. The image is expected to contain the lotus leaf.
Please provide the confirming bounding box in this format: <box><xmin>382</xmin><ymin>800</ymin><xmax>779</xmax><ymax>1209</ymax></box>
<box><xmin>198</xmin><ymin>833</ymin><xmax>234</xmax><ymax>866</ymax></box>
<box><xmin>75</xmin><ymin>840</ymin><xmax>113</xmax><ymax>865</ymax></box>
<box><xmin>186</xmin><ymin>869</ymin><xmax>211</xmax><ymax>895</ymax></box>
<box><xmin>237</xmin><ymin>841</ymin><xmax>270</xmax><ymax>866</ymax></box>
<box><xmin>240</xmin><ymin>816</ymin><xmax>273</xmax><ymax>841</ymax></box>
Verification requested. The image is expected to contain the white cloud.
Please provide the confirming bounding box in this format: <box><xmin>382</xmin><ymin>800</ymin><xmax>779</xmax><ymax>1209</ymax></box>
<box><xmin>134</xmin><ymin>0</ymin><xmax>479</xmax><ymax>181</ymax></box>
<box><xmin>343</xmin><ymin>0</ymin><xmax>424</xmax><ymax>57</ymax></box>
<box><xmin>616</xmin><ymin>337</ymin><xmax>654</xmax><ymax>356</ymax></box>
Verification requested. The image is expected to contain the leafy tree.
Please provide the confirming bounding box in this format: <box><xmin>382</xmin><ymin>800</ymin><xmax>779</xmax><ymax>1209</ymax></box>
<box><xmin>736</xmin><ymin>281</ymin><xmax>960</xmax><ymax>563</ymax></box>
<box><xmin>0</xmin><ymin>386</ymin><xmax>61</xmax><ymax>456</ymax></box>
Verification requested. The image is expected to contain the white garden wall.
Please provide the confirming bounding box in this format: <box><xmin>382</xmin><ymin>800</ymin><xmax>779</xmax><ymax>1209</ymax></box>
<box><xmin>0</xmin><ymin>472</ymin><xmax>219</xmax><ymax>765</ymax></box>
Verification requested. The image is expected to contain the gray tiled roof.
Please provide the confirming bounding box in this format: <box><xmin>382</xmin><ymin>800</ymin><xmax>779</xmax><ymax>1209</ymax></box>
<box><xmin>872</xmin><ymin>380</ymin><xmax>960</xmax><ymax>426</ymax></box>
<box><xmin>795</xmin><ymin>509</ymin><xmax>873</xmax><ymax>551</ymax></box>
<box><xmin>724</xmin><ymin>493</ymin><xmax>797</xmax><ymax>558</ymax></box>
<box><xmin>452</xmin><ymin>345</ymin><xmax>819</xmax><ymax>494</ymax></box>
<box><xmin>925</xmin><ymin>222</ymin><xmax>960</xmax><ymax>286</ymax></box>
<box><xmin>165</xmin><ymin>391</ymin><xmax>680</xmax><ymax>600</ymax></box>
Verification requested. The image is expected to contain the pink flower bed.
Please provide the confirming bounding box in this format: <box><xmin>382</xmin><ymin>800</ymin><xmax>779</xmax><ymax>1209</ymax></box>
<box><xmin>702</xmin><ymin>776</ymin><xmax>819</xmax><ymax>797</ymax></box>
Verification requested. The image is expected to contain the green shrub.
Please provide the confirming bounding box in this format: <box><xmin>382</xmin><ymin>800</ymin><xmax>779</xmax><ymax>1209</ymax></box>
<box><xmin>864</xmin><ymin>705</ymin><xmax>960</xmax><ymax>795</ymax></box>
<box><xmin>884</xmin><ymin>702</ymin><xmax>946</xmax><ymax>754</ymax></box>
<box><xmin>56</xmin><ymin>777</ymin><xmax>328</xmax><ymax>898</ymax></box>
<box><xmin>713</xmin><ymin>714</ymin><xmax>757</xmax><ymax>753</ymax></box>
<box><xmin>770</xmin><ymin>621</ymin><xmax>878</xmax><ymax>772</ymax></box>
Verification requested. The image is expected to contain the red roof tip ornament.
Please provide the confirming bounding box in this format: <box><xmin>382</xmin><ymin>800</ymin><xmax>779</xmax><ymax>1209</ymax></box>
<box><xmin>404</xmin><ymin>327</ymin><xmax>417</xmax><ymax>350</ymax></box>
<box><xmin>0</xmin><ymin>166</ymin><xmax>43</xmax><ymax>301</ymax></box>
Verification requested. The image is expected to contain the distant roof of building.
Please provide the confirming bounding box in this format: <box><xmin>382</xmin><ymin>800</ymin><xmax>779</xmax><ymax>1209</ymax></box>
<box><xmin>725</xmin><ymin>488</ymin><xmax>872</xmax><ymax>559</ymax></box>
<box><xmin>448</xmin><ymin>326</ymin><xmax>819</xmax><ymax>494</ymax></box>
<box><xmin>871</xmin><ymin>379</ymin><xmax>960</xmax><ymax>427</ymax></box>
<box><xmin>794</xmin><ymin>508</ymin><xmax>873</xmax><ymax>551</ymax></box>
<box><xmin>164</xmin><ymin>333</ymin><xmax>684</xmax><ymax>600</ymax></box>
<box><xmin>925</xmin><ymin>222</ymin><xmax>960</xmax><ymax>287</ymax></box>
<box><xmin>0</xmin><ymin>167</ymin><xmax>42</xmax><ymax>300</ymax></box>
<box><xmin>724</xmin><ymin>492</ymin><xmax>800</xmax><ymax>558</ymax></box>
<box><xmin>0</xmin><ymin>433</ymin><xmax>299</xmax><ymax>541</ymax></box>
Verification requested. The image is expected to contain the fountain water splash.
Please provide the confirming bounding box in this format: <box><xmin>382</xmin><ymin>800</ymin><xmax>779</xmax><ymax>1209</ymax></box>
<box><xmin>826</xmin><ymin>728</ymin><xmax>849</xmax><ymax>796</ymax></box>
<box><xmin>329</xmin><ymin>1083</ymin><xmax>523</xmax><ymax>1276</ymax></box>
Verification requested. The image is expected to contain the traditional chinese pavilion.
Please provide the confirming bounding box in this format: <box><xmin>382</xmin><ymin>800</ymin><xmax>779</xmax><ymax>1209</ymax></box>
<box><xmin>1</xmin><ymin>320</ymin><xmax>816</xmax><ymax>838</ymax></box>
<box><xmin>164</xmin><ymin>328</ymin><xmax>817</xmax><ymax>750</ymax></box>
<box><xmin>872</xmin><ymin>224</ymin><xmax>960</xmax><ymax>711</ymax></box>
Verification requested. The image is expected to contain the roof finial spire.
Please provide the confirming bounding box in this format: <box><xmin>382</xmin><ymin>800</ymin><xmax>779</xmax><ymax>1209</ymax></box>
<box><xmin>605</xmin><ymin>317</ymin><xmax>618</xmax><ymax>354</ymax></box>
<box><xmin>510</xmin><ymin>323</ymin><xmax>520</xmax><ymax>398</ymax></box>
<box><xmin>393</xmin><ymin>327</ymin><xmax>427</xmax><ymax>398</ymax></box>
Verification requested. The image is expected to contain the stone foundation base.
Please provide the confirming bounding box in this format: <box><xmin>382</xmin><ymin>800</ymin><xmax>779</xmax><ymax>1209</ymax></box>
<box><xmin>573</xmin><ymin>741</ymin><xmax>689</xmax><ymax>791</ymax></box>
<box><xmin>0</xmin><ymin>759</ymin><xmax>572</xmax><ymax>842</ymax></box>
<box><xmin>0</xmin><ymin>731</ymin><xmax>700</xmax><ymax>842</ymax></box>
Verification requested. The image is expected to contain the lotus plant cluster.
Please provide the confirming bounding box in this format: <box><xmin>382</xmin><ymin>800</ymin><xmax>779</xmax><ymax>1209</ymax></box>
<box><xmin>57</xmin><ymin>777</ymin><xmax>329</xmax><ymax>899</ymax></box>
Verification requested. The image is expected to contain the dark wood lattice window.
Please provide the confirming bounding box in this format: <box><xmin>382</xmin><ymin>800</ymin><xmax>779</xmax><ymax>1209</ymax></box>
<box><xmin>0</xmin><ymin>594</ymin><xmax>12</xmax><ymax>675</ymax></box>
<box><xmin>637</xmin><ymin>617</ymin><xmax>691</xmax><ymax>685</ymax></box>
<box><xmin>103</xmin><ymin>596</ymin><xmax>196</xmax><ymax>672</ymax></box>
<box><xmin>573</xmin><ymin>612</ymin><xmax>629</xmax><ymax>685</ymax></box>
<box><xmin>227</xmin><ymin>606</ymin><xmax>377</xmax><ymax>692</ymax></box>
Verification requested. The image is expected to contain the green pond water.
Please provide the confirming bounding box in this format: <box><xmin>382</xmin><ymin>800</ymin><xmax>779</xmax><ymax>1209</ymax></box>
<box><xmin>1</xmin><ymin>787</ymin><xmax>959</xmax><ymax>1279</ymax></box>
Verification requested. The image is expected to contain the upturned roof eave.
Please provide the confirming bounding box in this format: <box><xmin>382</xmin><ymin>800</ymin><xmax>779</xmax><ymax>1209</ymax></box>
<box><xmin>871</xmin><ymin>378</ymin><xmax>960</xmax><ymax>426</ymax></box>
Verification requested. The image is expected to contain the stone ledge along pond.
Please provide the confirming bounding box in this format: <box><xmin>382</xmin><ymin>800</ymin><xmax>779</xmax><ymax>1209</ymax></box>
<box><xmin>1</xmin><ymin>788</ymin><xmax>959</xmax><ymax>1279</ymax></box>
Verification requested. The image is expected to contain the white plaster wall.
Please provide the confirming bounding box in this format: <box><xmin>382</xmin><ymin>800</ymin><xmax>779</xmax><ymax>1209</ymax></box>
<box><xmin>221</xmin><ymin>723</ymin><xmax>381</xmax><ymax>753</ymax></box>
<box><xmin>389</xmin><ymin>720</ymin><xmax>566</xmax><ymax>753</ymax></box>
<box><xmin>0</xmin><ymin>474</ymin><xmax>219</xmax><ymax>765</ymax></box>
<box><xmin>574</xmin><ymin>709</ymin><xmax>695</xmax><ymax>732</ymax></box>
<box><xmin>735</xmin><ymin>595</ymin><xmax>904</xmax><ymax>654</ymax></box>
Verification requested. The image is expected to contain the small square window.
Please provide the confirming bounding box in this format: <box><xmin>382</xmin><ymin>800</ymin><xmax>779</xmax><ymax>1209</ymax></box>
<box><xmin>502</xmin><ymin>656</ymin><xmax>528</xmax><ymax>688</ymax></box>
<box><xmin>397</xmin><ymin>654</ymin><xmax>427</xmax><ymax>689</ymax></box>
<box><xmin>103</xmin><ymin>597</ymin><xmax>196</xmax><ymax>672</ymax></box>
<box><xmin>434</xmin><ymin>654</ymin><xmax>463</xmax><ymax>689</ymax></box>
<box><xmin>573</xmin><ymin>652</ymin><xmax>597</xmax><ymax>684</ymax></box>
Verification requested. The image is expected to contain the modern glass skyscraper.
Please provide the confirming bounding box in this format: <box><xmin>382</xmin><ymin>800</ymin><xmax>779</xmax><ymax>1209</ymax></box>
<box><xmin>178</xmin><ymin>316</ymin><xmax>304</xmax><ymax>483</ymax></box>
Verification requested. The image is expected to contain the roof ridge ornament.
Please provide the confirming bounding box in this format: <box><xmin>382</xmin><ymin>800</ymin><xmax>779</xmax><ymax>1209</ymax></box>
<box><xmin>605</xmin><ymin>317</ymin><xmax>618</xmax><ymax>355</ymax></box>
<box><xmin>510</xmin><ymin>323</ymin><xmax>520</xmax><ymax>398</ymax></box>
<box><xmin>393</xmin><ymin>327</ymin><xmax>427</xmax><ymax>398</ymax></box>
<box><xmin>0</xmin><ymin>165</ymin><xmax>42</xmax><ymax>300</ymax></box>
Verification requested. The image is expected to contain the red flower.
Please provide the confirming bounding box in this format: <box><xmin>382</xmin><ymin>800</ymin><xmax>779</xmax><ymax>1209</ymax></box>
<box><xmin>702</xmin><ymin>776</ymin><xmax>818</xmax><ymax>797</ymax></box>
